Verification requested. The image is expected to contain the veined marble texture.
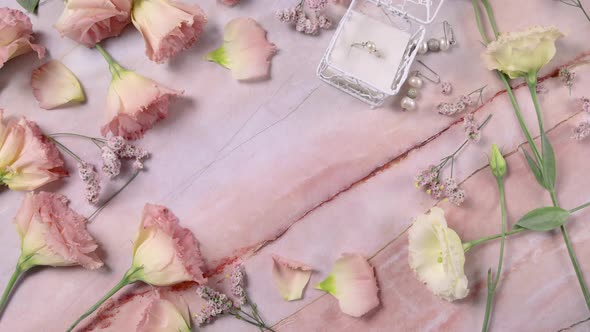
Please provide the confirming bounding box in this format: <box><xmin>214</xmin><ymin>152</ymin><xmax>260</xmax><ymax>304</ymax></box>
<box><xmin>1</xmin><ymin>0</ymin><xmax>590</xmax><ymax>331</ymax></box>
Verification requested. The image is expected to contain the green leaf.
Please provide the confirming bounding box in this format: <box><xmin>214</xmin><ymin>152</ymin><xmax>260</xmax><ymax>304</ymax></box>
<box><xmin>17</xmin><ymin>0</ymin><xmax>39</xmax><ymax>13</ymax></box>
<box><xmin>515</xmin><ymin>207</ymin><xmax>570</xmax><ymax>231</ymax></box>
<box><xmin>522</xmin><ymin>148</ymin><xmax>546</xmax><ymax>189</ymax></box>
<box><xmin>541</xmin><ymin>132</ymin><xmax>556</xmax><ymax>191</ymax></box>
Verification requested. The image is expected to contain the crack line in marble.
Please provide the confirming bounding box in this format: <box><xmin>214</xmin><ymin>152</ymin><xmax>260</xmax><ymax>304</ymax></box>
<box><xmin>270</xmin><ymin>60</ymin><xmax>590</xmax><ymax>329</ymax></box>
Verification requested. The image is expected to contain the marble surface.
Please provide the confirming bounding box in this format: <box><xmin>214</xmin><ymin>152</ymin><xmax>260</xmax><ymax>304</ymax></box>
<box><xmin>1</xmin><ymin>0</ymin><xmax>590</xmax><ymax>331</ymax></box>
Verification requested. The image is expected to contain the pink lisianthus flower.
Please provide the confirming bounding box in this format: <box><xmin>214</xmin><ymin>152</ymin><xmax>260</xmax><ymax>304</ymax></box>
<box><xmin>15</xmin><ymin>192</ymin><xmax>104</xmax><ymax>270</ymax></box>
<box><xmin>131</xmin><ymin>0</ymin><xmax>207</xmax><ymax>63</ymax></box>
<box><xmin>0</xmin><ymin>8</ymin><xmax>45</xmax><ymax>69</ymax></box>
<box><xmin>206</xmin><ymin>17</ymin><xmax>277</xmax><ymax>81</ymax></box>
<box><xmin>0</xmin><ymin>192</ymin><xmax>103</xmax><ymax>316</ymax></box>
<box><xmin>66</xmin><ymin>203</ymin><xmax>207</xmax><ymax>332</ymax></box>
<box><xmin>0</xmin><ymin>112</ymin><xmax>68</xmax><ymax>191</ymax></box>
<box><xmin>137</xmin><ymin>290</ymin><xmax>191</xmax><ymax>332</ymax></box>
<box><xmin>54</xmin><ymin>0</ymin><xmax>132</xmax><ymax>47</ymax></box>
<box><xmin>99</xmin><ymin>60</ymin><xmax>182</xmax><ymax>140</ymax></box>
<box><xmin>129</xmin><ymin>204</ymin><xmax>207</xmax><ymax>286</ymax></box>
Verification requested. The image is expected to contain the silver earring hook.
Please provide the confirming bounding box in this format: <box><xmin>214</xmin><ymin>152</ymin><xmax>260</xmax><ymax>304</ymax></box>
<box><xmin>414</xmin><ymin>60</ymin><xmax>441</xmax><ymax>84</ymax></box>
<box><xmin>443</xmin><ymin>21</ymin><xmax>456</xmax><ymax>45</ymax></box>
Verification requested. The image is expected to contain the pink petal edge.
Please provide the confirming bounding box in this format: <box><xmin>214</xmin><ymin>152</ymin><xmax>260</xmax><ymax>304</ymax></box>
<box><xmin>31</xmin><ymin>60</ymin><xmax>85</xmax><ymax>110</ymax></box>
<box><xmin>271</xmin><ymin>254</ymin><xmax>313</xmax><ymax>301</ymax></box>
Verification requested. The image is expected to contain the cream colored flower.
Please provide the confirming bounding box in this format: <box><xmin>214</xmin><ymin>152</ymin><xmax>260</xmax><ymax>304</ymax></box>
<box><xmin>482</xmin><ymin>26</ymin><xmax>564</xmax><ymax>79</ymax></box>
<box><xmin>408</xmin><ymin>207</ymin><xmax>468</xmax><ymax>302</ymax></box>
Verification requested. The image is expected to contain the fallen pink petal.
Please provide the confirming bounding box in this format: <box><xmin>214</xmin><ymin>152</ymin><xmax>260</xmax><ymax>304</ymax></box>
<box><xmin>316</xmin><ymin>254</ymin><xmax>380</xmax><ymax>317</ymax></box>
<box><xmin>54</xmin><ymin>0</ymin><xmax>132</xmax><ymax>47</ymax></box>
<box><xmin>206</xmin><ymin>17</ymin><xmax>277</xmax><ymax>81</ymax></box>
<box><xmin>271</xmin><ymin>254</ymin><xmax>313</xmax><ymax>301</ymax></box>
<box><xmin>131</xmin><ymin>0</ymin><xmax>207</xmax><ymax>63</ymax></box>
<box><xmin>31</xmin><ymin>60</ymin><xmax>86</xmax><ymax>110</ymax></box>
<box><xmin>0</xmin><ymin>7</ymin><xmax>45</xmax><ymax>69</ymax></box>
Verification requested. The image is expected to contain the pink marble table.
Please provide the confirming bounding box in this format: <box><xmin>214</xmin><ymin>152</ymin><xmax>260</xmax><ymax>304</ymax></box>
<box><xmin>2</xmin><ymin>0</ymin><xmax>590</xmax><ymax>331</ymax></box>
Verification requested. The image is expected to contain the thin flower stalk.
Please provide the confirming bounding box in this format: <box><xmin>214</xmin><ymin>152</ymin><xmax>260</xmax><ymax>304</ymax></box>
<box><xmin>558</xmin><ymin>0</ymin><xmax>590</xmax><ymax>23</ymax></box>
<box><xmin>472</xmin><ymin>0</ymin><xmax>590</xmax><ymax>311</ymax></box>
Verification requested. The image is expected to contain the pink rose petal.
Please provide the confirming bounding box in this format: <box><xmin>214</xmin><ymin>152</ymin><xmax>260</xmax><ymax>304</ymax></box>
<box><xmin>206</xmin><ymin>17</ymin><xmax>277</xmax><ymax>81</ymax></box>
<box><xmin>101</xmin><ymin>69</ymin><xmax>182</xmax><ymax>140</ymax></box>
<box><xmin>132</xmin><ymin>0</ymin><xmax>207</xmax><ymax>63</ymax></box>
<box><xmin>14</xmin><ymin>192</ymin><xmax>103</xmax><ymax>269</ymax></box>
<box><xmin>0</xmin><ymin>8</ymin><xmax>45</xmax><ymax>68</ymax></box>
<box><xmin>54</xmin><ymin>0</ymin><xmax>132</xmax><ymax>47</ymax></box>
<box><xmin>31</xmin><ymin>60</ymin><xmax>86</xmax><ymax>110</ymax></box>
<box><xmin>271</xmin><ymin>254</ymin><xmax>313</xmax><ymax>301</ymax></box>
<box><xmin>316</xmin><ymin>254</ymin><xmax>380</xmax><ymax>317</ymax></box>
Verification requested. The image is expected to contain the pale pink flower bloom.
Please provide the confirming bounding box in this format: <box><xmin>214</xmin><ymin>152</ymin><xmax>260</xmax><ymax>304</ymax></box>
<box><xmin>315</xmin><ymin>254</ymin><xmax>379</xmax><ymax>317</ymax></box>
<box><xmin>14</xmin><ymin>192</ymin><xmax>103</xmax><ymax>269</ymax></box>
<box><xmin>54</xmin><ymin>0</ymin><xmax>132</xmax><ymax>47</ymax></box>
<box><xmin>137</xmin><ymin>290</ymin><xmax>191</xmax><ymax>332</ymax></box>
<box><xmin>206</xmin><ymin>18</ymin><xmax>278</xmax><ymax>81</ymax></box>
<box><xmin>271</xmin><ymin>254</ymin><xmax>313</xmax><ymax>301</ymax></box>
<box><xmin>0</xmin><ymin>113</ymin><xmax>67</xmax><ymax>191</ymax></box>
<box><xmin>219</xmin><ymin>0</ymin><xmax>240</xmax><ymax>6</ymax></box>
<box><xmin>131</xmin><ymin>0</ymin><xmax>207</xmax><ymax>63</ymax></box>
<box><xmin>130</xmin><ymin>204</ymin><xmax>207</xmax><ymax>286</ymax></box>
<box><xmin>0</xmin><ymin>8</ymin><xmax>45</xmax><ymax>69</ymax></box>
<box><xmin>31</xmin><ymin>60</ymin><xmax>86</xmax><ymax>110</ymax></box>
<box><xmin>101</xmin><ymin>69</ymin><xmax>182</xmax><ymax>140</ymax></box>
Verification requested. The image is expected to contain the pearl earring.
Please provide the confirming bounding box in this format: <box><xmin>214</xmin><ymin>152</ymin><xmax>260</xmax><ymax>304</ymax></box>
<box><xmin>417</xmin><ymin>21</ymin><xmax>456</xmax><ymax>55</ymax></box>
<box><xmin>401</xmin><ymin>60</ymin><xmax>441</xmax><ymax>111</ymax></box>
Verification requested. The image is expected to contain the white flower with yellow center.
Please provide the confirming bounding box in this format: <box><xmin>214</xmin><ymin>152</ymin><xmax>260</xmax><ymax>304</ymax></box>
<box><xmin>408</xmin><ymin>207</ymin><xmax>468</xmax><ymax>301</ymax></box>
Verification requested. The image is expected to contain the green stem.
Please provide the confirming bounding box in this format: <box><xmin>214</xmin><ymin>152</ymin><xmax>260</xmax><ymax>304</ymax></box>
<box><xmin>471</xmin><ymin>0</ymin><xmax>490</xmax><ymax>45</ymax></box>
<box><xmin>527</xmin><ymin>78</ymin><xmax>590</xmax><ymax>311</ymax></box>
<box><xmin>481</xmin><ymin>0</ymin><xmax>499</xmax><ymax>38</ymax></box>
<box><xmin>0</xmin><ymin>262</ymin><xmax>26</xmax><ymax>316</ymax></box>
<box><xmin>95</xmin><ymin>44</ymin><xmax>125</xmax><ymax>79</ymax></box>
<box><xmin>47</xmin><ymin>136</ymin><xmax>83</xmax><ymax>164</ymax></box>
<box><xmin>576</xmin><ymin>0</ymin><xmax>590</xmax><ymax>22</ymax></box>
<box><xmin>569</xmin><ymin>201</ymin><xmax>590</xmax><ymax>214</ymax></box>
<box><xmin>463</xmin><ymin>228</ymin><xmax>525</xmax><ymax>252</ymax></box>
<box><xmin>66</xmin><ymin>267</ymin><xmax>141</xmax><ymax>332</ymax></box>
<box><xmin>482</xmin><ymin>179</ymin><xmax>507</xmax><ymax>332</ymax></box>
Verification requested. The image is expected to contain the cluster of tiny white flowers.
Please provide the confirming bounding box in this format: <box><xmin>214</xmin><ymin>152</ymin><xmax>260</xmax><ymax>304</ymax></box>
<box><xmin>559</xmin><ymin>67</ymin><xmax>576</xmax><ymax>89</ymax></box>
<box><xmin>230</xmin><ymin>264</ymin><xmax>247</xmax><ymax>307</ymax></box>
<box><xmin>276</xmin><ymin>1</ymin><xmax>332</xmax><ymax>35</ymax></box>
<box><xmin>463</xmin><ymin>114</ymin><xmax>481</xmax><ymax>142</ymax></box>
<box><xmin>572</xmin><ymin>121</ymin><xmax>590</xmax><ymax>141</ymax></box>
<box><xmin>78</xmin><ymin>162</ymin><xmax>101</xmax><ymax>205</ymax></box>
<box><xmin>194</xmin><ymin>286</ymin><xmax>234</xmax><ymax>326</ymax></box>
<box><xmin>441</xmin><ymin>82</ymin><xmax>453</xmax><ymax>95</ymax></box>
<box><xmin>103</xmin><ymin>136</ymin><xmax>150</xmax><ymax>174</ymax></box>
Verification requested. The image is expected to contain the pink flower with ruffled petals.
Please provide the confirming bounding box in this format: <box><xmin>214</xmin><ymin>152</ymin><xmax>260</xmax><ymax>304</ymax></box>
<box><xmin>131</xmin><ymin>0</ymin><xmax>207</xmax><ymax>63</ymax></box>
<box><xmin>130</xmin><ymin>203</ymin><xmax>207</xmax><ymax>286</ymax></box>
<box><xmin>0</xmin><ymin>112</ymin><xmax>68</xmax><ymax>191</ymax></box>
<box><xmin>206</xmin><ymin>17</ymin><xmax>277</xmax><ymax>81</ymax></box>
<box><xmin>54</xmin><ymin>0</ymin><xmax>132</xmax><ymax>47</ymax></box>
<box><xmin>101</xmin><ymin>68</ymin><xmax>182</xmax><ymax>140</ymax></box>
<box><xmin>0</xmin><ymin>8</ymin><xmax>45</xmax><ymax>68</ymax></box>
<box><xmin>14</xmin><ymin>192</ymin><xmax>103</xmax><ymax>270</ymax></box>
<box><xmin>137</xmin><ymin>290</ymin><xmax>191</xmax><ymax>332</ymax></box>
